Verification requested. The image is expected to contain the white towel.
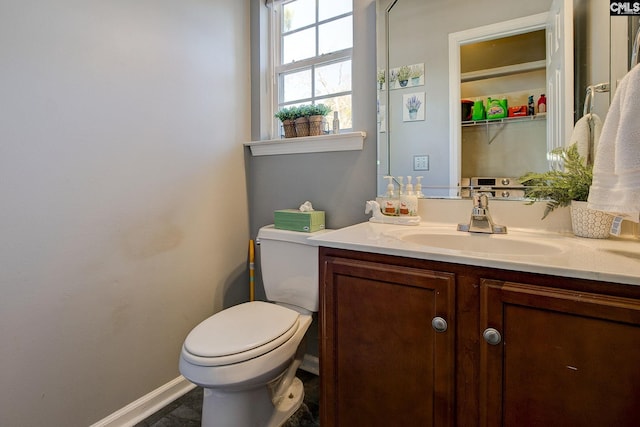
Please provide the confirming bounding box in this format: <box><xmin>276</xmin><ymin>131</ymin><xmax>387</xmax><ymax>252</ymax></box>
<box><xmin>587</xmin><ymin>64</ymin><xmax>640</xmax><ymax>222</ymax></box>
<box><xmin>569</xmin><ymin>113</ymin><xmax>602</xmax><ymax>165</ymax></box>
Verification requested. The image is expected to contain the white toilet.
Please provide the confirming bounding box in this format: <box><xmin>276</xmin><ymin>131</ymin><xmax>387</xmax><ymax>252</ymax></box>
<box><xmin>179</xmin><ymin>225</ymin><xmax>327</xmax><ymax>427</ymax></box>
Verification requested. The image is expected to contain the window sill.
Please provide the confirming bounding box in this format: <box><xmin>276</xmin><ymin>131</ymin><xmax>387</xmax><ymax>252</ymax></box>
<box><xmin>244</xmin><ymin>131</ymin><xmax>366</xmax><ymax>156</ymax></box>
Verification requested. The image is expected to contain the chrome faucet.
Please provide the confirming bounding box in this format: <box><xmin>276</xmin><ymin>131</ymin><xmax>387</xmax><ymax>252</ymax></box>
<box><xmin>457</xmin><ymin>192</ymin><xmax>507</xmax><ymax>234</ymax></box>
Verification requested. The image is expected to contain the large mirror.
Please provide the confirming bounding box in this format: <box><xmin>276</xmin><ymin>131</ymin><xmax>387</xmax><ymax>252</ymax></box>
<box><xmin>376</xmin><ymin>0</ymin><xmax>628</xmax><ymax>198</ymax></box>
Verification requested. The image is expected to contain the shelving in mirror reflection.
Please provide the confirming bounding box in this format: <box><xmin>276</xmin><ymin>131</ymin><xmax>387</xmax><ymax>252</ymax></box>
<box><xmin>402</xmin><ymin>179</ymin><xmax>530</xmax><ymax>200</ymax></box>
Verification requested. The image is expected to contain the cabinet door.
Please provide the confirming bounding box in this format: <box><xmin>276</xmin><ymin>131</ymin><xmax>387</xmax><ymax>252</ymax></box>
<box><xmin>320</xmin><ymin>256</ymin><xmax>455</xmax><ymax>427</ymax></box>
<box><xmin>480</xmin><ymin>279</ymin><xmax>640</xmax><ymax>427</ymax></box>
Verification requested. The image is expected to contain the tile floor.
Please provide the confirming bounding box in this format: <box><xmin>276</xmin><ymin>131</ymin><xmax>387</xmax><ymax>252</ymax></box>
<box><xmin>134</xmin><ymin>370</ymin><xmax>319</xmax><ymax>427</ymax></box>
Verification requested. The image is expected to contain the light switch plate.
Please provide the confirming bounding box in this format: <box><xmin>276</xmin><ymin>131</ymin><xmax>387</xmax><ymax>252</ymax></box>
<box><xmin>413</xmin><ymin>155</ymin><xmax>429</xmax><ymax>171</ymax></box>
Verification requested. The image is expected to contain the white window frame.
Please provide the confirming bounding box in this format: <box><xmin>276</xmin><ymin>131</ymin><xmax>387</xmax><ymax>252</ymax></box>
<box><xmin>268</xmin><ymin>0</ymin><xmax>353</xmax><ymax>137</ymax></box>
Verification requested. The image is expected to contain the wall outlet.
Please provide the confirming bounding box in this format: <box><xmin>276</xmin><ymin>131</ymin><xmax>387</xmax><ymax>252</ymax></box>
<box><xmin>413</xmin><ymin>155</ymin><xmax>429</xmax><ymax>171</ymax></box>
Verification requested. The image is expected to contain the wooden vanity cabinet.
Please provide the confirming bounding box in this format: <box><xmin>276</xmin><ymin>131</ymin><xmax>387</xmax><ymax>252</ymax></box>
<box><xmin>319</xmin><ymin>247</ymin><xmax>640</xmax><ymax>427</ymax></box>
<box><xmin>319</xmin><ymin>250</ymin><xmax>456</xmax><ymax>426</ymax></box>
<box><xmin>480</xmin><ymin>279</ymin><xmax>640</xmax><ymax>427</ymax></box>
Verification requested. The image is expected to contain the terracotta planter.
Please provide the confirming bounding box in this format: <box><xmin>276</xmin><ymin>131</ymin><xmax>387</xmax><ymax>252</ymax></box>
<box><xmin>294</xmin><ymin>117</ymin><xmax>310</xmax><ymax>137</ymax></box>
<box><xmin>308</xmin><ymin>115</ymin><xmax>326</xmax><ymax>136</ymax></box>
<box><xmin>570</xmin><ymin>200</ymin><xmax>614</xmax><ymax>239</ymax></box>
<box><xmin>281</xmin><ymin>119</ymin><xmax>296</xmax><ymax>138</ymax></box>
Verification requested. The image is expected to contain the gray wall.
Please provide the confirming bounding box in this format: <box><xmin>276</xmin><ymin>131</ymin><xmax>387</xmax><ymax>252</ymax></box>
<box><xmin>0</xmin><ymin>1</ymin><xmax>250</xmax><ymax>425</ymax></box>
<box><xmin>248</xmin><ymin>0</ymin><xmax>378</xmax><ymax>297</ymax></box>
<box><xmin>248</xmin><ymin>0</ymin><xmax>377</xmax><ymax>358</ymax></box>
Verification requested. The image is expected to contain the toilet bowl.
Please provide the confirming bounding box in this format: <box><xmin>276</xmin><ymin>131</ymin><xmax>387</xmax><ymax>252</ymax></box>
<box><xmin>179</xmin><ymin>225</ymin><xmax>328</xmax><ymax>427</ymax></box>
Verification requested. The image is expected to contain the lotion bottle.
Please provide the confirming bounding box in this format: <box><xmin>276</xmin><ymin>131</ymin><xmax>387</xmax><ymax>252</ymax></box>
<box><xmin>382</xmin><ymin>176</ymin><xmax>398</xmax><ymax>215</ymax></box>
<box><xmin>396</xmin><ymin>176</ymin><xmax>406</xmax><ymax>215</ymax></box>
<box><xmin>399</xmin><ymin>176</ymin><xmax>418</xmax><ymax>216</ymax></box>
<box><xmin>414</xmin><ymin>176</ymin><xmax>424</xmax><ymax>198</ymax></box>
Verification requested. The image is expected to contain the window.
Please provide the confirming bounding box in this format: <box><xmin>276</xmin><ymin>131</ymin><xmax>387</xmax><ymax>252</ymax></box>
<box><xmin>271</xmin><ymin>0</ymin><xmax>353</xmax><ymax>135</ymax></box>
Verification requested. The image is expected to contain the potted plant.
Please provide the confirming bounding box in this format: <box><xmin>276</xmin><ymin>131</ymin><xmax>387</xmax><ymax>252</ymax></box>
<box><xmin>405</xmin><ymin>95</ymin><xmax>422</xmax><ymax>120</ymax></box>
<box><xmin>377</xmin><ymin>70</ymin><xmax>386</xmax><ymax>90</ymax></box>
<box><xmin>388</xmin><ymin>69</ymin><xmax>398</xmax><ymax>89</ymax></box>
<box><xmin>397</xmin><ymin>65</ymin><xmax>411</xmax><ymax>87</ymax></box>
<box><xmin>307</xmin><ymin>103</ymin><xmax>331</xmax><ymax>136</ymax></box>
<box><xmin>518</xmin><ymin>144</ymin><xmax>614</xmax><ymax>238</ymax></box>
<box><xmin>294</xmin><ymin>105</ymin><xmax>311</xmax><ymax>137</ymax></box>
<box><xmin>275</xmin><ymin>107</ymin><xmax>297</xmax><ymax>138</ymax></box>
<box><xmin>410</xmin><ymin>65</ymin><xmax>423</xmax><ymax>85</ymax></box>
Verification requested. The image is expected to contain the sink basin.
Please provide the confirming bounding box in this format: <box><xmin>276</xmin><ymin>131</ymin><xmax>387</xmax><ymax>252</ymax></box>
<box><xmin>394</xmin><ymin>230</ymin><xmax>565</xmax><ymax>256</ymax></box>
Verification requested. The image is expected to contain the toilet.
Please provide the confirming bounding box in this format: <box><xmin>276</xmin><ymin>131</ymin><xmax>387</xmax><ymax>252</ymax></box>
<box><xmin>179</xmin><ymin>225</ymin><xmax>328</xmax><ymax>427</ymax></box>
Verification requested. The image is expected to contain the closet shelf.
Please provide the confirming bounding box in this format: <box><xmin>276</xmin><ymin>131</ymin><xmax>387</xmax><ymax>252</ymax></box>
<box><xmin>461</xmin><ymin>60</ymin><xmax>545</xmax><ymax>83</ymax></box>
<box><xmin>245</xmin><ymin>131</ymin><xmax>366</xmax><ymax>156</ymax></box>
<box><xmin>462</xmin><ymin>113</ymin><xmax>546</xmax><ymax>127</ymax></box>
<box><xmin>463</xmin><ymin>114</ymin><xmax>546</xmax><ymax>145</ymax></box>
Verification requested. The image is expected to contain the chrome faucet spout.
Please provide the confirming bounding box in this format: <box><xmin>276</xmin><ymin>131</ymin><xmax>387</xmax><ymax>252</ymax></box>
<box><xmin>457</xmin><ymin>192</ymin><xmax>507</xmax><ymax>234</ymax></box>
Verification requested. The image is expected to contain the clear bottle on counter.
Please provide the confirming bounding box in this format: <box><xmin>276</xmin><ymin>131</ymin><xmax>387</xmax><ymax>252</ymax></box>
<box><xmin>382</xmin><ymin>176</ymin><xmax>398</xmax><ymax>215</ymax></box>
<box><xmin>332</xmin><ymin>111</ymin><xmax>340</xmax><ymax>134</ymax></box>
<box><xmin>399</xmin><ymin>176</ymin><xmax>418</xmax><ymax>216</ymax></box>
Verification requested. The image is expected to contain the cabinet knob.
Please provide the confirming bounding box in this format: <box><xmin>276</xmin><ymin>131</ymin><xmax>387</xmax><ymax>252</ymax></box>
<box><xmin>431</xmin><ymin>316</ymin><xmax>448</xmax><ymax>333</ymax></box>
<box><xmin>483</xmin><ymin>328</ymin><xmax>502</xmax><ymax>345</ymax></box>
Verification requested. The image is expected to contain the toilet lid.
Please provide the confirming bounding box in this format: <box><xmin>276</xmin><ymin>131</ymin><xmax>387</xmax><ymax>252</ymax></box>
<box><xmin>183</xmin><ymin>301</ymin><xmax>300</xmax><ymax>363</ymax></box>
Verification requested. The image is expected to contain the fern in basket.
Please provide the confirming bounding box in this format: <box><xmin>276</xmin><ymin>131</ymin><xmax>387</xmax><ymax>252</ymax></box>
<box><xmin>519</xmin><ymin>144</ymin><xmax>592</xmax><ymax>219</ymax></box>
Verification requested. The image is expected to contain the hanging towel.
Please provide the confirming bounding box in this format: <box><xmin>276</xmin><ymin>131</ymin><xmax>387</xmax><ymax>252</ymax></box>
<box><xmin>569</xmin><ymin>113</ymin><xmax>602</xmax><ymax>165</ymax></box>
<box><xmin>587</xmin><ymin>64</ymin><xmax>640</xmax><ymax>222</ymax></box>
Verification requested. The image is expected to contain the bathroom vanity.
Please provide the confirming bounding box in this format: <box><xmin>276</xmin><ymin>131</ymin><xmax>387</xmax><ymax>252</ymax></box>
<box><xmin>312</xmin><ymin>222</ymin><xmax>640</xmax><ymax>427</ymax></box>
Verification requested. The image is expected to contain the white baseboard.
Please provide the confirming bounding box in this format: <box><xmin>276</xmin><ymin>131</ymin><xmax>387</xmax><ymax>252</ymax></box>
<box><xmin>300</xmin><ymin>354</ymin><xmax>319</xmax><ymax>375</ymax></box>
<box><xmin>89</xmin><ymin>375</ymin><xmax>196</xmax><ymax>427</ymax></box>
<box><xmin>91</xmin><ymin>355</ymin><xmax>317</xmax><ymax>427</ymax></box>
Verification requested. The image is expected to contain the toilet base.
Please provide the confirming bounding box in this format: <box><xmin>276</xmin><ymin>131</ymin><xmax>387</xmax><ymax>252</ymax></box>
<box><xmin>268</xmin><ymin>377</ymin><xmax>304</xmax><ymax>427</ymax></box>
<box><xmin>201</xmin><ymin>377</ymin><xmax>304</xmax><ymax>427</ymax></box>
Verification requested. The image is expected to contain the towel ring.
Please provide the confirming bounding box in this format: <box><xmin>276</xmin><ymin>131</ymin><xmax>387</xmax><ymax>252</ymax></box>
<box><xmin>583</xmin><ymin>82</ymin><xmax>610</xmax><ymax>117</ymax></box>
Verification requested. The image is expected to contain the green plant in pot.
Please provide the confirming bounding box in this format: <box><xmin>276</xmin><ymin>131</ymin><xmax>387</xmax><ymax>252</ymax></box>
<box><xmin>388</xmin><ymin>69</ymin><xmax>398</xmax><ymax>87</ymax></box>
<box><xmin>377</xmin><ymin>69</ymin><xmax>385</xmax><ymax>90</ymax></box>
<box><xmin>518</xmin><ymin>143</ymin><xmax>614</xmax><ymax>238</ymax></box>
<box><xmin>293</xmin><ymin>105</ymin><xmax>311</xmax><ymax>137</ymax></box>
<box><xmin>275</xmin><ymin>107</ymin><xmax>297</xmax><ymax>138</ymax></box>
<box><xmin>409</xmin><ymin>65</ymin><xmax>423</xmax><ymax>85</ymax></box>
<box><xmin>307</xmin><ymin>104</ymin><xmax>332</xmax><ymax>136</ymax></box>
<box><xmin>397</xmin><ymin>65</ymin><xmax>411</xmax><ymax>87</ymax></box>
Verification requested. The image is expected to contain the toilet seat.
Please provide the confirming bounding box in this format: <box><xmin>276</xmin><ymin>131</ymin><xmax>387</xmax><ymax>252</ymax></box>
<box><xmin>182</xmin><ymin>301</ymin><xmax>300</xmax><ymax>367</ymax></box>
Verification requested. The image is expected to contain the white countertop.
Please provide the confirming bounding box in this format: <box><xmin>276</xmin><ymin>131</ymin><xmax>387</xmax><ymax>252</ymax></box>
<box><xmin>310</xmin><ymin>221</ymin><xmax>640</xmax><ymax>286</ymax></box>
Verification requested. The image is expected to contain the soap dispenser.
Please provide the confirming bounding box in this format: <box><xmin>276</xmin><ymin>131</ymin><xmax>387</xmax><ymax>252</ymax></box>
<box><xmin>382</xmin><ymin>176</ymin><xmax>398</xmax><ymax>215</ymax></box>
<box><xmin>399</xmin><ymin>176</ymin><xmax>418</xmax><ymax>216</ymax></box>
<box><xmin>414</xmin><ymin>176</ymin><xmax>424</xmax><ymax>198</ymax></box>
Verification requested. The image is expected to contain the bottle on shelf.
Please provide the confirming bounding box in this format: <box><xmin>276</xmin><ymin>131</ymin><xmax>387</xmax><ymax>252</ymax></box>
<box><xmin>537</xmin><ymin>94</ymin><xmax>546</xmax><ymax>114</ymax></box>
<box><xmin>486</xmin><ymin>97</ymin><xmax>507</xmax><ymax>120</ymax></box>
<box><xmin>471</xmin><ymin>99</ymin><xmax>485</xmax><ymax>121</ymax></box>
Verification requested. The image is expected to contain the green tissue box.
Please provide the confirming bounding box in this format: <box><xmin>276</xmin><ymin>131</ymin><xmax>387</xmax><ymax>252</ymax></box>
<box><xmin>274</xmin><ymin>209</ymin><xmax>325</xmax><ymax>232</ymax></box>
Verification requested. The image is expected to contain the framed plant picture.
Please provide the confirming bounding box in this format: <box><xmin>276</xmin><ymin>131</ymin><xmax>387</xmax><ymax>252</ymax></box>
<box><xmin>389</xmin><ymin>63</ymin><xmax>424</xmax><ymax>90</ymax></box>
<box><xmin>403</xmin><ymin>92</ymin><xmax>425</xmax><ymax>121</ymax></box>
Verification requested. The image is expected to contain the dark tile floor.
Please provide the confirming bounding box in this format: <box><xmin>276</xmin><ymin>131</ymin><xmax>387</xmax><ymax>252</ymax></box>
<box><xmin>135</xmin><ymin>370</ymin><xmax>319</xmax><ymax>427</ymax></box>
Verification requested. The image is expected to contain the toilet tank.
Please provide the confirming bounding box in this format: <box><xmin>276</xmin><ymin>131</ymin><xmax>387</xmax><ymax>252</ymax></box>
<box><xmin>257</xmin><ymin>225</ymin><xmax>330</xmax><ymax>312</ymax></box>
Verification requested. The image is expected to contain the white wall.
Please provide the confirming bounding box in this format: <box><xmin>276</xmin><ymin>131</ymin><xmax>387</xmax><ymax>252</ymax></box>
<box><xmin>0</xmin><ymin>1</ymin><xmax>250</xmax><ymax>425</ymax></box>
